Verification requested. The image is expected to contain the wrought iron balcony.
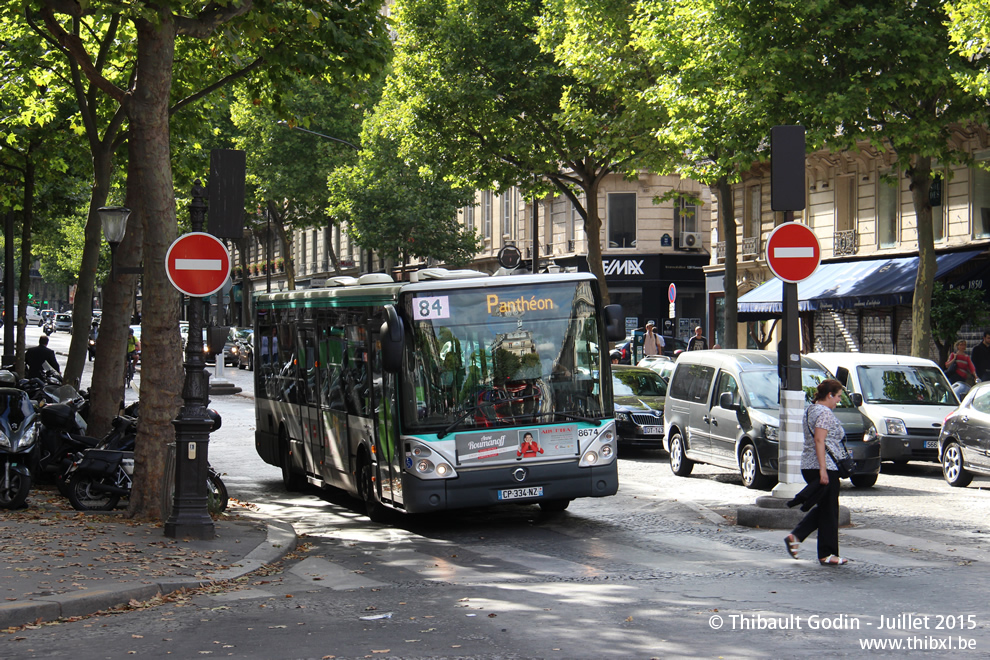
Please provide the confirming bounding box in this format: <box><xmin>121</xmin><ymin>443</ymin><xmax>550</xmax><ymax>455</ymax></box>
<box><xmin>741</xmin><ymin>236</ymin><xmax>760</xmax><ymax>260</ymax></box>
<box><xmin>834</xmin><ymin>229</ymin><xmax>857</xmax><ymax>256</ymax></box>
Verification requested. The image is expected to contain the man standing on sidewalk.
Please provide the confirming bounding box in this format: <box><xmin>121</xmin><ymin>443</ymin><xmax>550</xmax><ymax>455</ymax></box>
<box><xmin>687</xmin><ymin>325</ymin><xmax>707</xmax><ymax>351</ymax></box>
<box><xmin>643</xmin><ymin>320</ymin><xmax>664</xmax><ymax>357</ymax></box>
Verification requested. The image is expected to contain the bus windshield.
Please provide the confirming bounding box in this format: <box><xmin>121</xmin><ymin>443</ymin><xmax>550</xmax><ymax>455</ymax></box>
<box><xmin>401</xmin><ymin>280</ymin><xmax>606</xmax><ymax>434</ymax></box>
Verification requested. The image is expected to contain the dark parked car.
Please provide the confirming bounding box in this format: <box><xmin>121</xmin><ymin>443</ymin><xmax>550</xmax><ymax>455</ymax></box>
<box><xmin>234</xmin><ymin>330</ymin><xmax>254</xmax><ymax>371</ymax></box>
<box><xmin>611</xmin><ymin>364</ymin><xmax>666</xmax><ymax>449</ymax></box>
<box><xmin>938</xmin><ymin>381</ymin><xmax>990</xmax><ymax>487</ymax></box>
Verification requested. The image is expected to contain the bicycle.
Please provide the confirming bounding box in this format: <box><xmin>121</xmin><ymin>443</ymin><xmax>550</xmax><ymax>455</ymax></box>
<box><xmin>124</xmin><ymin>350</ymin><xmax>138</xmax><ymax>388</ymax></box>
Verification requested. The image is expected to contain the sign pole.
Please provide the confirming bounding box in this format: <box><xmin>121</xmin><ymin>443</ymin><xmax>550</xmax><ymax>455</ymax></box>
<box><xmin>776</xmin><ymin>212</ymin><xmax>804</xmax><ymax>498</ymax></box>
<box><xmin>165</xmin><ymin>180</ymin><xmax>216</xmax><ymax>539</ymax></box>
<box><xmin>770</xmin><ymin>126</ymin><xmax>807</xmax><ymax>500</ymax></box>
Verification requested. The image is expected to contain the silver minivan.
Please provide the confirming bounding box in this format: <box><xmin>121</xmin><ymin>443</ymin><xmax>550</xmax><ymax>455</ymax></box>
<box><xmin>663</xmin><ymin>350</ymin><xmax>879</xmax><ymax>489</ymax></box>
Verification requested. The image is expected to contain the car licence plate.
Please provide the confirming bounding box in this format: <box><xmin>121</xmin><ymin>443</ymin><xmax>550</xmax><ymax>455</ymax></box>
<box><xmin>924</xmin><ymin>440</ymin><xmax>938</xmax><ymax>449</ymax></box>
<box><xmin>498</xmin><ymin>486</ymin><xmax>544</xmax><ymax>501</ymax></box>
<box><xmin>642</xmin><ymin>426</ymin><xmax>663</xmax><ymax>435</ymax></box>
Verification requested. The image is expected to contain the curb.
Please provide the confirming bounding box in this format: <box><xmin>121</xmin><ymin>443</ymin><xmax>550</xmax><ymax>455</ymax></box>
<box><xmin>0</xmin><ymin>520</ymin><xmax>296</xmax><ymax>630</ymax></box>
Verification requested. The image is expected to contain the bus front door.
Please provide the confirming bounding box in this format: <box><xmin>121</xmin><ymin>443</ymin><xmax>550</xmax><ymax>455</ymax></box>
<box><xmin>372</xmin><ymin>329</ymin><xmax>403</xmax><ymax>508</ymax></box>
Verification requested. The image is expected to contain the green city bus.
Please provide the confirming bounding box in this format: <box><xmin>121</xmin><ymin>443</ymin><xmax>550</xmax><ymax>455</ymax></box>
<box><xmin>253</xmin><ymin>268</ymin><xmax>624</xmax><ymax>520</ymax></box>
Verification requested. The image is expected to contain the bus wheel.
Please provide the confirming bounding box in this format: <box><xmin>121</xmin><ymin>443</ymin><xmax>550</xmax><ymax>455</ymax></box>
<box><xmin>280</xmin><ymin>432</ymin><xmax>304</xmax><ymax>492</ymax></box>
<box><xmin>539</xmin><ymin>498</ymin><xmax>571</xmax><ymax>513</ymax></box>
<box><xmin>359</xmin><ymin>459</ymin><xmax>388</xmax><ymax>523</ymax></box>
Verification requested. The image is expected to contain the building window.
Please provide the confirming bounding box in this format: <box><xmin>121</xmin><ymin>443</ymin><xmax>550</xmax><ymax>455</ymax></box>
<box><xmin>483</xmin><ymin>191</ymin><xmax>492</xmax><ymax>240</ymax></box>
<box><xmin>464</xmin><ymin>204</ymin><xmax>475</xmax><ymax>231</ymax></box>
<box><xmin>744</xmin><ymin>186</ymin><xmax>761</xmax><ymax>239</ymax></box>
<box><xmin>973</xmin><ymin>162</ymin><xmax>990</xmax><ymax>238</ymax></box>
<box><xmin>877</xmin><ymin>170</ymin><xmax>899</xmax><ymax>247</ymax></box>
<box><xmin>502</xmin><ymin>189</ymin><xmax>514</xmax><ymax>243</ymax></box>
<box><xmin>835</xmin><ymin>176</ymin><xmax>856</xmax><ymax>232</ymax></box>
<box><xmin>674</xmin><ymin>195</ymin><xmax>698</xmax><ymax>234</ymax></box>
<box><xmin>607</xmin><ymin>192</ymin><xmax>637</xmax><ymax>248</ymax></box>
<box><xmin>932</xmin><ymin>168</ymin><xmax>946</xmax><ymax>242</ymax></box>
<box><xmin>568</xmin><ymin>200</ymin><xmax>578</xmax><ymax>251</ymax></box>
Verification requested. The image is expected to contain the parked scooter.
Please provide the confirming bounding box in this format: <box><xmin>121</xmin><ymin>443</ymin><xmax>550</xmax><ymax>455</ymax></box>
<box><xmin>0</xmin><ymin>386</ymin><xmax>41</xmax><ymax>509</ymax></box>
<box><xmin>63</xmin><ymin>409</ymin><xmax>227</xmax><ymax>513</ymax></box>
<box><xmin>34</xmin><ymin>399</ymin><xmax>133</xmax><ymax>494</ymax></box>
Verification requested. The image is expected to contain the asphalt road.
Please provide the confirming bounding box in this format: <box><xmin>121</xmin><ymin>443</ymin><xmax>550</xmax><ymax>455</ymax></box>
<box><xmin>6</xmin><ymin>326</ymin><xmax>990</xmax><ymax>658</ymax></box>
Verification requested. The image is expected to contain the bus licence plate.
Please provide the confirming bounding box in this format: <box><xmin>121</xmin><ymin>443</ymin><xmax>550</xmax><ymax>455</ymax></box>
<box><xmin>498</xmin><ymin>486</ymin><xmax>544</xmax><ymax>501</ymax></box>
<box><xmin>925</xmin><ymin>440</ymin><xmax>938</xmax><ymax>449</ymax></box>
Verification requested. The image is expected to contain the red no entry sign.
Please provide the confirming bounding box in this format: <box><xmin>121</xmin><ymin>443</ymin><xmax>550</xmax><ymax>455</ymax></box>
<box><xmin>166</xmin><ymin>232</ymin><xmax>231</xmax><ymax>297</ymax></box>
<box><xmin>765</xmin><ymin>222</ymin><xmax>821</xmax><ymax>284</ymax></box>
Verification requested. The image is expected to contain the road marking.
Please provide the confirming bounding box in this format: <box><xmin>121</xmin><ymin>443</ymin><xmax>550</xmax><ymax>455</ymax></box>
<box><xmin>175</xmin><ymin>258</ymin><xmax>222</xmax><ymax>270</ymax></box>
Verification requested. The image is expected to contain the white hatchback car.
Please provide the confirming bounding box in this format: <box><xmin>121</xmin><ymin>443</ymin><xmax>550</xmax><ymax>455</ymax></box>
<box><xmin>809</xmin><ymin>352</ymin><xmax>959</xmax><ymax>464</ymax></box>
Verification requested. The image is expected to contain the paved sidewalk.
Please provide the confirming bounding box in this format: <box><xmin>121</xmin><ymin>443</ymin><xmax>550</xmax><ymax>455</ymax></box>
<box><xmin>0</xmin><ymin>488</ymin><xmax>295</xmax><ymax>630</ymax></box>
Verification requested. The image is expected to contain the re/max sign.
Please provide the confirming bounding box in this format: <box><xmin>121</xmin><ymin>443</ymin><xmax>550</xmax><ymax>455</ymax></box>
<box><xmin>487</xmin><ymin>294</ymin><xmax>555</xmax><ymax>315</ymax></box>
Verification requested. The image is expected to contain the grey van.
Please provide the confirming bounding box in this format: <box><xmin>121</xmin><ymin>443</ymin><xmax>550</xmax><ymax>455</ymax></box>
<box><xmin>663</xmin><ymin>350</ymin><xmax>880</xmax><ymax>489</ymax></box>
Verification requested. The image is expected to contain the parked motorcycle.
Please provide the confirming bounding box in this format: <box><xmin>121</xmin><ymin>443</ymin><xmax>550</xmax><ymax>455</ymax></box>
<box><xmin>63</xmin><ymin>409</ymin><xmax>227</xmax><ymax>513</ymax></box>
<box><xmin>0</xmin><ymin>386</ymin><xmax>41</xmax><ymax>509</ymax></box>
<box><xmin>64</xmin><ymin>451</ymin><xmax>227</xmax><ymax>513</ymax></box>
<box><xmin>35</xmin><ymin>400</ymin><xmax>133</xmax><ymax>494</ymax></box>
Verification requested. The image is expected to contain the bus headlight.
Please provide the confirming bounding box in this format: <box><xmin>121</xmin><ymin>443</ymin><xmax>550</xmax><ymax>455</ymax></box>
<box><xmin>404</xmin><ymin>439</ymin><xmax>457</xmax><ymax>479</ymax></box>
<box><xmin>579</xmin><ymin>422</ymin><xmax>617</xmax><ymax>467</ymax></box>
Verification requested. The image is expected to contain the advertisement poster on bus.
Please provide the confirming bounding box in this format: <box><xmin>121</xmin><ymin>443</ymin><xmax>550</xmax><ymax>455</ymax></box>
<box><xmin>455</xmin><ymin>426</ymin><xmax>579</xmax><ymax>465</ymax></box>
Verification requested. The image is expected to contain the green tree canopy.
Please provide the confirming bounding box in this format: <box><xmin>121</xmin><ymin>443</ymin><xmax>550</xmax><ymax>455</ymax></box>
<box><xmin>328</xmin><ymin>104</ymin><xmax>482</xmax><ymax>267</ymax></box>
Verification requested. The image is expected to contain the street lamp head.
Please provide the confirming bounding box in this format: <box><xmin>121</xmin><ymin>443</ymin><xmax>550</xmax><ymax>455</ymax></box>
<box><xmin>98</xmin><ymin>206</ymin><xmax>131</xmax><ymax>246</ymax></box>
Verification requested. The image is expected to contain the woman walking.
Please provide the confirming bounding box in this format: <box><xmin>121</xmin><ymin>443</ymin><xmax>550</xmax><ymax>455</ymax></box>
<box><xmin>784</xmin><ymin>379</ymin><xmax>850</xmax><ymax>566</ymax></box>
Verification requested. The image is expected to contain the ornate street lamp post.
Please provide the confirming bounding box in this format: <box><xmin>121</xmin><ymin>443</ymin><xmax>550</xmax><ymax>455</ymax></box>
<box><xmin>165</xmin><ymin>181</ymin><xmax>215</xmax><ymax>539</ymax></box>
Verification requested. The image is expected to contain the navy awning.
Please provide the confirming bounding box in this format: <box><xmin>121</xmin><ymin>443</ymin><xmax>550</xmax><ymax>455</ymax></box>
<box><xmin>737</xmin><ymin>250</ymin><xmax>984</xmax><ymax>320</ymax></box>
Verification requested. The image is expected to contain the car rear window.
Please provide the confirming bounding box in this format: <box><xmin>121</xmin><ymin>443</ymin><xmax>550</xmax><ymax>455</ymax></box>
<box><xmin>668</xmin><ymin>364</ymin><xmax>715</xmax><ymax>403</ymax></box>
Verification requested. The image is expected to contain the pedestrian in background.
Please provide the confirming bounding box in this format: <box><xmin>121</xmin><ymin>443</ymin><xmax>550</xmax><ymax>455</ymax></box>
<box><xmin>785</xmin><ymin>378</ymin><xmax>850</xmax><ymax>566</ymax></box>
<box><xmin>643</xmin><ymin>320</ymin><xmax>664</xmax><ymax>357</ymax></box>
<box><xmin>687</xmin><ymin>326</ymin><xmax>707</xmax><ymax>351</ymax></box>
<box><xmin>970</xmin><ymin>331</ymin><xmax>990</xmax><ymax>381</ymax></box>
<box><xmin>946</xmin><ymin>339</ymin><xmax>976</xmax><ymax>385</ymax></box>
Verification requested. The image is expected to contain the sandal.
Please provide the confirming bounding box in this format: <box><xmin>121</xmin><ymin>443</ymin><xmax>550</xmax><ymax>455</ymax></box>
<box><xmin>784</xmin><ymin>534</ymin><xmax>800</xmax><ymax>560</ymax></box>
<box><xmin>819</xmin><ymin>555</ymin><xmax>849</xmax><ymax>566</ymax></box>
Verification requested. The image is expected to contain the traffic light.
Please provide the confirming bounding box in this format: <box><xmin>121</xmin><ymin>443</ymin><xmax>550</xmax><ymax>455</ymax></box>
<box><xmin>43</xmin><ymin>300</ymin><xmax>48</xmax><ymax>306</ymax></box>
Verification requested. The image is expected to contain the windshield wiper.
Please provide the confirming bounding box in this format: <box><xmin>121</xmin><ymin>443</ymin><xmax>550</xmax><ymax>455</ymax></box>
<box><xmin>549</xmin><ymin>410</ymin><xmax>601</xmax><ymax>424</ymax></box>
<box><xmin>437</xmin><ymin>407</ymin><xmax>478</xmax><ymax>439</ymax></box>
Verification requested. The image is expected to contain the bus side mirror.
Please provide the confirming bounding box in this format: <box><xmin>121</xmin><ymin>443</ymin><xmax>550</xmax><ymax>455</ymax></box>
<box><xmin>604</xmin><ymin>304</ymin><xmax>624</xmax><ymax>341</ymax></box>
<box><xmin>381</xmin><ymin>305</ymin><xmax>405</xmax><ymax>373</ymax></box>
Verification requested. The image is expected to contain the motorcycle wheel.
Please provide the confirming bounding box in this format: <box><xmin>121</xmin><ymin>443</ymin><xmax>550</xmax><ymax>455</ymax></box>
<box><xmin>66</xmin><ymin>474</ymin><xmax>120</xmax><ymax>511</ymax></box>
<box><xmin>207</xmin><ymin>469</ymin><xmax>229</xmax><ymax>514</ymax></box>
<box><xmin>0</xmin><ymin>467</ymin><xmax>31</xmax><ymax>509</ymax></box>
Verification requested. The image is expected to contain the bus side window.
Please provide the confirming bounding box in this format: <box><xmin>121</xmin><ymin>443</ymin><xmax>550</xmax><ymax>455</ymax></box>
<box><xmin>345</xmin><ymin>326</ymin><xmax>369</xmax><ymax>416</ymax></box>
